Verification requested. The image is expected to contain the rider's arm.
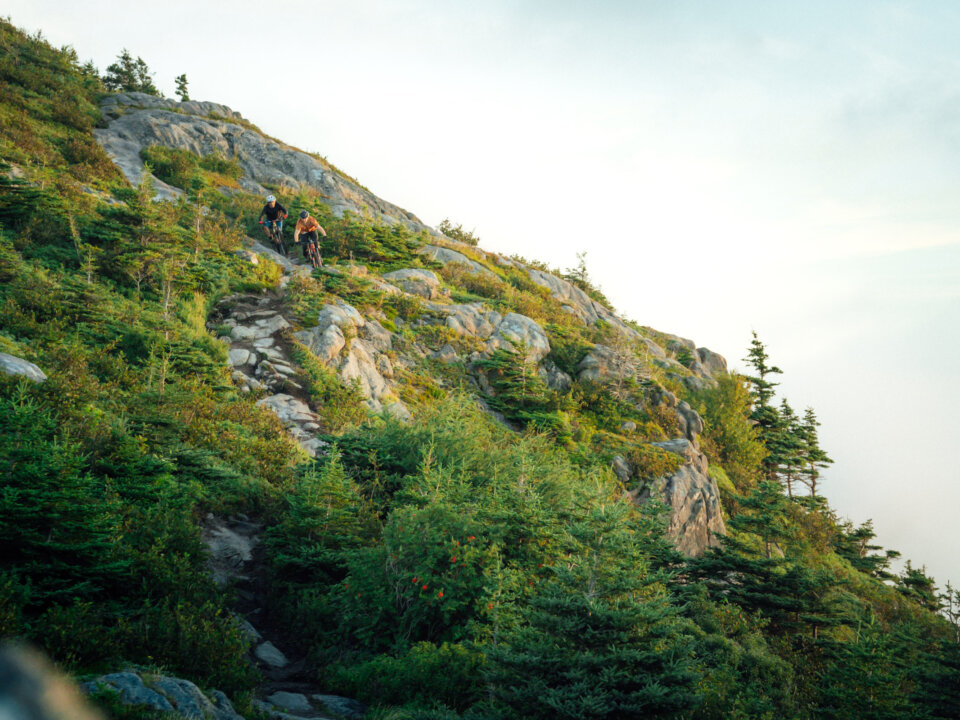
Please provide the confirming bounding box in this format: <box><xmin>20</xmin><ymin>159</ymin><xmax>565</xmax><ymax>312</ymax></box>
<box><xmin>318</xmin><ymin>222</ymin><xmax>327</xmax><ymax>237</ymax></box>
<box><xmin>258</xmin><ymin>206</ymin><xmax>266</xmax><ymax>223</ymax></box>
<box><xmin>277</xmin><ymin>202</ymin><xmax>287</xmax><ymax>217</ymax></box>
<box><xmin>292</xmin><ymin>221</ymin><xmax>301</xmax><ymax>242</ymax></box>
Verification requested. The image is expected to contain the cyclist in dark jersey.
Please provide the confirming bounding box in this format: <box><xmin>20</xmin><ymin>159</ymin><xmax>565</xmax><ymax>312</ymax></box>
<box><xmin>258</xmin><ymin>195</ymin><xmax>287</xmax><ymax>241</ymax></box>
<box><xmin>293</xmin><ymin>210</ymin><xmax>326</xmax><ymax>262</ymax></box>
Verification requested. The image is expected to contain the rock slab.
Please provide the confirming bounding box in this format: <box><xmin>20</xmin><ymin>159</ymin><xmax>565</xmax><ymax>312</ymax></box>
<box><xmin>0</xmin><ymin>353</ymin><xmax>47</xmax><ymax>383</ymax></box>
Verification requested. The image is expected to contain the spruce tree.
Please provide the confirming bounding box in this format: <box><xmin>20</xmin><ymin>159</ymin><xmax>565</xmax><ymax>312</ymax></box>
<box><xmin>742</xmin><ymin>331</ymin><xmax>782</xmax><ymax>411</ymax></box>
<box><xmin>742</xmin><ymin>332</ymin><xmax>784</xmax><ymax>480</ymax></box>
<box><xmin>102</xmin><ymin>49</ymin><xmax>159</xmax><ymax>95</ymax></box>
<box><xmin>133</xmin><ymin>56</ymin><xmax>158</xmax><ymax>95</ymax></box>
<box><xmin>770</xmin><ymin>399</ymin><xmax>805</xmax><ymax>497</ymax></box>
<box><xmin>816</xmin><ymin>612</ymin><xmax>920</xmax><ymax>719</ymax></box>
<box><xmin>102</xmin><ymin>49</ymin><xmax>137</xmax><ymax>92</ymax></box>
<box><xmin>175</xmin><ymin>73</ymin><xmax>190</xmax><ymax>101</ymax></box>
<box><xmin>0</xmin><ymin>395</ymin><xmax>129</xmax><ymax>605</ymax></box>
<box><xmin>833</xmin><ymin>519</ymin><xmax>899</xmax><ymax>579</ymax></box>
<box><xmin>687</xmin><ymin>481</ymin><xmax>840</xmax><ymax>639</ymax></box>
<box><xmin>896</xmin><ymin>561</ymin><xmax>941</xmax><ymax>612</ymax></box>
<box><xmin>798</xmin><ymin>407</ymin><xmax>832</xmax><ymax>496</ymax></box>
<box><xmin>485</xmin><ymin>496</ymin><xmax>699</xmax><ymax>719</ymax></box>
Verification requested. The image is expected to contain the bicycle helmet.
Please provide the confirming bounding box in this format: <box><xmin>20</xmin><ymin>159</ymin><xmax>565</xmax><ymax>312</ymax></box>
<box><xmin>266</xmin><ymin>194</ymin><xmax>276</xmax><ymax>202</ymax></box>
<box><xmin>299</xmin><ymin>210</ymin><xmax>309</xmax><ymax>219</ymax></box>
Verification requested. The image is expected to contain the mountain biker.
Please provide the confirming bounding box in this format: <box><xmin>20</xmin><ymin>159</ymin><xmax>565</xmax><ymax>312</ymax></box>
<box><xmin>258</xmin><ymin>195</ymin><xmax>287</xmax><ymax>241</ymax></box>
<box><xmin>293</xmin><ymin>210</ymin><xmax>326</xmax><ymax>263</ymax></box>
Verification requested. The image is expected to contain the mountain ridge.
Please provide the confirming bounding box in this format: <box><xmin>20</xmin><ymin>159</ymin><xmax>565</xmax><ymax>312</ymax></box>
<box><xmin>1</xmin><ymin>21</ymin><xmax>957</xmax><ymax>720</ymax></box>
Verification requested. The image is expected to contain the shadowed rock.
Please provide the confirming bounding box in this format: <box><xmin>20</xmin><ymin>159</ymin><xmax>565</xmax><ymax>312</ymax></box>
<box><xmin>627</xmin><ymin>438</ymin><xmax>726</xmax><ymax>556</ymax></box>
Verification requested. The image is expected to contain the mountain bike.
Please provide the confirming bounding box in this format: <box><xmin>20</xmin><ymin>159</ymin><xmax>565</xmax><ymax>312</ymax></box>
<box><xmin>261</xmin><ymin>220</ymin><xmax>287</xmax><ymax>255</ymax></box>
<box><xmin>303</xmin><ymin>235</ymin><xmax>323</xmax><ymax>269</ymax></box>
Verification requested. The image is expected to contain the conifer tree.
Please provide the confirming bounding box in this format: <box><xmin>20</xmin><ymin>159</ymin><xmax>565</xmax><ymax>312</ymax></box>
<box><xmin>102</xmin><ymin>49</ymin><xmax>159</xmax><ymax>95</ymax></box>
<box><xmin>485</xmin><ymin>496</ymin><xmax>699</xmax><ymax>719</ymax></box>
<box><xmin>474</xmin><ymin>347</ymin><xmax>560</xmax><ymax>431</ymax></box>
<box><xmin>910</xmin><ymin>637</ymin><xmax>960</xmax><ymax>720</ymax></box>
<box><xmin>175</xmin><ymin>73</ymin><xmax>190</xmax><ymax>101</ymax></box>
<box><xmin>770</xmin><ymin>399</ymin><xmax>805</xmax><ymax>497</ymax></box>
<box><xmin>896</xmin><ymin>561</ymin><xmax>941</xmax><ymax>612</ymax></box>
<box><xmin>687</xmin><ymin>480</ymin><xmax>841</xmax><ymax>641</ymax></box>
<box><xmin>0</xmin><ymin>396</ymin><xmax>129</xmax><ymax>605</ymax></box>
<box><xmin>833</xmin><ymin>519</ymin><xmax>899</xmax><ymax>579</ymax></box>
<box><xmin>743</xmin><ymin>331</ymin><xmax>782</xmax><ymax>411</ymax></box>
<box><xmin>694</xmin><ymin>373</ymin><xmax>767</xmax><ymax>494</ymax></box>
<box><xmin>742</xmin><ymin>332</ymin><xmax>785</xmax><ymax>480</ymax></box>
<box><xmin>816</xmin><ymin>612</ymin><xmax>920</xmax><ymax>719</ymax></box>
<box><xmin>797</xmin><ymin>407</ymin><xmax>832</xmax><ymax>496</ymax></box>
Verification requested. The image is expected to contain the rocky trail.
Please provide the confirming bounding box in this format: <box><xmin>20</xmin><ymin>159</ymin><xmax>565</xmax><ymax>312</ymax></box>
<box><xmin>206</xmin><ymin>244</ymin><xmax>365</xmax><ymax>719</ymax></box>
<box><xmin>84</xmin><ymin>245</ymin><xmax>366</xmax><ymax>720</ymax></box>
<box><xmin>203</xmin><ymin>514</ymin><xmax>366</xmax><ymax>720</ymax></box>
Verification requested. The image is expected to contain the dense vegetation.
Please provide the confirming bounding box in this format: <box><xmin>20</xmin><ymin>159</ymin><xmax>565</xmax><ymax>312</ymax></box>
<box><xmin>0</xmin><ymin>20</ymin><xmax>957</xmax><ymax>720</ymax></box>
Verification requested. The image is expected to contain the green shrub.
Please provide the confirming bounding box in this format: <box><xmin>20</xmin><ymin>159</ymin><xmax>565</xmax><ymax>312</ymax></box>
<box><xmin>198</xmin><ymin>152</ymin><xmax>242</xmax><ymax>179</ymax></box>
<box><xmin>437</xmin><ymin>218</ymin><xmax>480</xmax><ymax>246</ymax></box>
<box><xmin>140</xmin><ymin>146</ymin><xmax>200</xmax><ymax>189</ymax></box>
<box><xmin>622</xmin><ymin>443</ymin><xmax>684</xmax><ymax>483</ymax></box>
<box><xmin>386</xmin><ymin>292</ymin><xmax>425</xmax><ymax>321</ymax></box>
<box><xmin>327</xmin><ymin>642</ymin><xmax>484</xmax><ymax>710</ymax></box>
<box><xmin>289</xmin><ymin>340</ymin><xmax>368</xmax><ymax>431</ymax></box>
<box><xmin>437</xmin><ymin>263</ymin><xmax>503</xmax><ymax>299</ymax></box>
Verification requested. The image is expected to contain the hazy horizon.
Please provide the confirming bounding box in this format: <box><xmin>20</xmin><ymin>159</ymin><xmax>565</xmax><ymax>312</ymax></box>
<box><xmin>8</xmin><ymin>1</ymin><xmax>959</xmax><ymax>590</ymax></box>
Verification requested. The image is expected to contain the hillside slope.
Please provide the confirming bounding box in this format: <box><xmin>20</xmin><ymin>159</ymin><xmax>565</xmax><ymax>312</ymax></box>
<box><xmin>1</xmin><ymin>21</ymin><xmax>958</xmax><ymax>720</ymax></box>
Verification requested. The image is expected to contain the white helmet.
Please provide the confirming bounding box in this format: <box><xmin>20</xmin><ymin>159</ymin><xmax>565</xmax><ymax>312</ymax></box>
<box><xmin>266</xmin><ymin>194</ymin><xmax>276</xmax><ymax>202</ymax></box>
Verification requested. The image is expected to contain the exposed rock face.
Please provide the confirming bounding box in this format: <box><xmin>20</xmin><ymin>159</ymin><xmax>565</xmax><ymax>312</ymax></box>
<box><xmin>0</xmin><ymin>353</ymin><xmax>47</xmax><ymax>382</ymax></box>
<box><xmin>202</xmin><ymin>515</ymin><xmax>261</xmax><ymax>587</ymax></box>
<box><xmin>488</xmin><ymin>313</ymin><xmax>551</xmax><ymax>362</ymax></box>
<box><xmin>539</xmin><ymin>361</ymin><xmax>573</xmax><ymax>392</ymax></box>
<box><xmin>419</xmin><ymin>244</ymin><xmax>496</xmax><ymax>278</ymax></box>
<box><xmin>628</xmin><ymin>438</ymin><xmax>726</xmax><ymax>556</ymax></box>
<box><xmin>340</xmin><ymin>339</ymin><xmax>391</xmax><ymax>408</ymax></box>
<box><xmin>247</xmin><ymin>238</ymin><xmax>297</xmax><ymax>272</ymax></box>
<box><xmin>254</xmin><ymin>642</ymin><xmax>290</xmax><ymax>669</ymax></box>
<box><xmin>698</xmin><ymin>347</ymin><xmax>728</xmax><ymax>376</ymax></box>
<box><xmin>421</xmin><ymin>302</ymin><xmax>551</xmax><ymax>362</ymax></box>
<box><xmin>82</xmin><ymin>670</ymin><xmax>247</xmax><ymax>719</ymax></box>
<box><xmin>95</xmin><ymin>93</ymin><xmax>433</xmax><ymax>232</ymax></box>
<box><xmin>292</xmin><ymin>299</ymin><xmax>408</xmax><ymax>416</ymax></box>
<box><xmin>676</xmin><ymin>401</ymin><xmax>705</xmax><ymax>443</ymax></box>
<box><xmin>381</xmin><ymin>268</ymin><xmax>441</xmax><ymax>299</ymax></box>
<box><xmin>526</xmin><ymin>267</ymin><xmax>639</xmax><ymax>338</ymax></box>
<box><xmin>520</xmin><ymin>265</ymin><xmax>727</xmax><ymax>385</ymax></box>
<box><xmin>265</xmin><ymin>692</ymin><xmax>313</xmax><ymax>714</ymax></box>
<box><xmin>577</xmin><ymin>344</ymin><xmax>635</xmax><ymax>383</ymax></box>
<box><xmin>440</xmin><ymin>302</ymin><xmax>500</xmax><ymax>338</ymax></box>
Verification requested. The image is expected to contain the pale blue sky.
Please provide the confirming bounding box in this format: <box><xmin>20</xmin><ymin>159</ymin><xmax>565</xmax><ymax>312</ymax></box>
<box><xmin>9</xmin><ymin>1</ymin><xmax>959</xmax><ymax>588</ymax></box>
